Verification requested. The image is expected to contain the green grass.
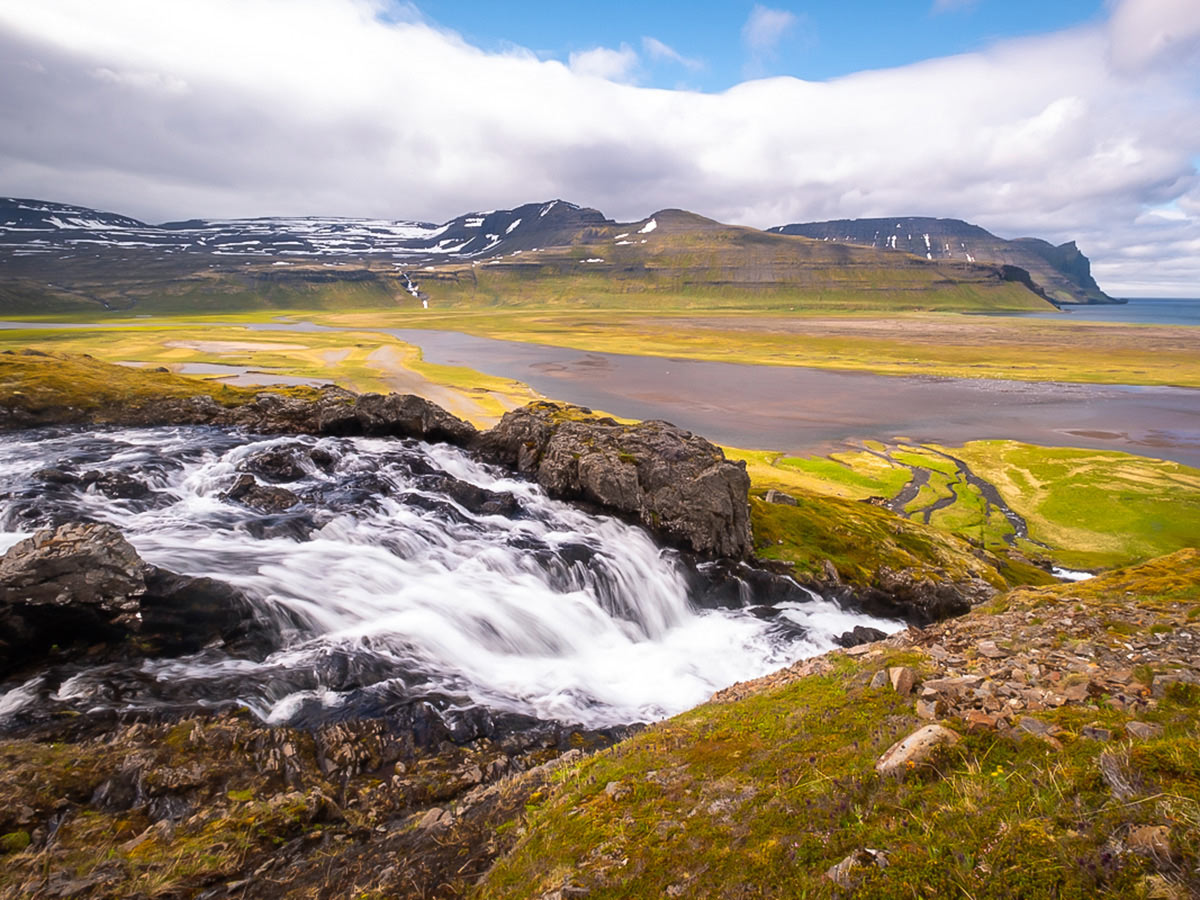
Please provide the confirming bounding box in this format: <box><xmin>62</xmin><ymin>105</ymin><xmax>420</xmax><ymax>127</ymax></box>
<box><xmin>952</xmin><ymin>441</ymin><xmax>1200</xmax><ymax>569</ymax></box>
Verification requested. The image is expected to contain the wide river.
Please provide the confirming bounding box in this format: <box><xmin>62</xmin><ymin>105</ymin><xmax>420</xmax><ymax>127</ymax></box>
<box><xmin>5</xmin><ymin>319</ymin><xmax>1200</xmax><ymax>466</ymax></box>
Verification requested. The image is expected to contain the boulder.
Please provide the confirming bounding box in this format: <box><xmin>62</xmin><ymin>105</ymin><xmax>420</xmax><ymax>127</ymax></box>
<box><xmin>875</xmin><ymin>724</ymin><xmax>960</xmax><ymax>778</ymax></box>
<box><xmin>479</xmin><ymin>402</ymin><xmax>752</xmax><ymax>558</ymax></box>
<box><xmin>836</xmin><ymin>625</ymin><xmax>888</xmax><ymax>648</ymax></box>
<box><xmin>353</xmin><ymin>393</ymin><xmax>477</xmax><ymax>445</ymax></box>
<box><xmin>0</xmin><ymin>522</ymin><xmax>267</xmax><ymax>676</ymax></box>
<box><xmin>847</xmin><ymin>567</ymin><xmax>996</xmax><ymax>626</ymax></box>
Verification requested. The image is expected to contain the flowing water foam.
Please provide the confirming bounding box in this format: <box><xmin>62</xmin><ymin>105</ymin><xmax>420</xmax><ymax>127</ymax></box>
<box><xmin>0</xmin><ymin>427</ymin><xmax>897</xmax><ymax>729</ymax></box>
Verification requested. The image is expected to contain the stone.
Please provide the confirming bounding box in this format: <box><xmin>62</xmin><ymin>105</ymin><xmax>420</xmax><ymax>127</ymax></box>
<box><xmin>915</xmin><ymin>699</ymin><xmax>939</xmax><ymax>720</ymax></box>
<box><xmin>604</xmin><ymin>781</ymin><xmax>631</xmax><ymax>801</ymax></box>
<box><xmin>964</xmin><ymin>711</ymin><xmax>1005</xmax><ymax>733</ymax></box>
<box><xmin>921</xmin><ymin>675</ymin><xmax>983</xmax><ymax>699</ymax></box>
<box><xmin>1125</xmin><ymin>721</ymin><xmax>1164</xmax><ymax>740</ymax></box>
<box><xmin>0</xmin><ymin>521</ymin><xmax>265</xmax><ymax>676</ymax></box>
<box><xmin>889</xmin><ymin>666</ymin><xmax>916</xmax><ymax>696</ymax></box>
<box><xmin>1080</xmin><ymin>724</ymin><xmax>1112</xmax><ymax>742</ymax></box>
<box><xmin>869</xmin><ymin>670</ymin><xmax>889</xmax><ymax>690</ymax></box>
<box><xmin>976</xmin><ymin>640</ymin><xmax>1007</xmax><ymax>659</ymax></box>
<box><xmin>480</xmin><ymin>402</ymin><xmax>752</xmax><ymax>557</ymax></box>
<box><xmin>825</xmin><ymin>848</ymin><xmax>889</xmax><ymax>888</ymax></box>
<box><xmin>764</xmin><ymin>489</ymin><xmax>797</xmax><ymax>506</ymax></box>
<box><xmin>837</xmin><ymin>626</ymin><xmax>888</xmax><ymax>649</ymax></box>
<box><xmin>223</xmin><ymin>474</ymin><xmax>301</xmax><ymax>513</ymax></box>
<box><xmin>876</xmin><ymin>725</ymin><xmax>960</xmax><ymax>778</ymax></box>
<box><xmin>1017</xmin><ymin>716</ymin><xmax>1051</xmax><ymax>737</ymax></box>
<box><xmin>352</xmin><ymin>393</ymin><xmax>477</xmax><ymax>445</ymax></box>
<box><xmin>416</xmin><ymin>807</ymin><xmax>452</xmax><ymax>831</ymax></box>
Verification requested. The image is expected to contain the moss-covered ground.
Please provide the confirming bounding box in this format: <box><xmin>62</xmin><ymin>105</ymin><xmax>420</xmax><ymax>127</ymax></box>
<box><xmin>477</xmin><ymin>552</ymin><xmax>1200</xmax><ymax>899</ymax></box>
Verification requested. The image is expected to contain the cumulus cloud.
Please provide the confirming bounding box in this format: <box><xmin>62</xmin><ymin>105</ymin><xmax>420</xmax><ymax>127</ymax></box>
<box><xmin>568</xmin><ymin>44</ymin><xmax>639</xmax><ymax>82</ymax></box>
<box><xmin>642</xmin><ymin>36</ymin><xmax>703</xmax><ymax>71</ymax></box>
<box><xmin>0</xmin><ymin>0</ymin><xmax>1196</xmax><ymax>294</ymax></box>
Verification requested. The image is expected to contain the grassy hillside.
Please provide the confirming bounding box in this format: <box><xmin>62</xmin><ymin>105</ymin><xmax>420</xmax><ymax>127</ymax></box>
<box><xmin>479</xmin><ymin>551</ymin><xmax>1200</xmax><ymax>899</ymax></box>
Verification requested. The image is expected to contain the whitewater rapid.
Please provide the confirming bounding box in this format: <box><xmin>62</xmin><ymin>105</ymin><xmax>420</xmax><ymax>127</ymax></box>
<box><xmin>0</xmin><ymin>427</ymin><xmax>898</xmax><ymax>729</ymax></box>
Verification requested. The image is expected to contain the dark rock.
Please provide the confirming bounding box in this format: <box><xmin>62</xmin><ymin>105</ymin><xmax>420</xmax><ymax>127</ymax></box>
<box><xmin>837</xmin><ymin>625</ymin><xmax>888</xmax><ymax>648</ymax></box>
<box><xmin>480</xmin><ymin>402</ymin><xmax>752</xmax><ymax>558</ymax></box>
<box><xmin>241</xmin><ymin>447</ymin><xmax>309</xmax><ymax>482</ymax></box>
<box><xmin>81</xmin><ymin>470</ymin><xmax>151</xmax><ymax>499</ymax></box>
<box><xmin>223</xmin><ymin>474</ymin><xmax>301</xmax><ymax>513</ymax></box>
<box><xmin>0</xmin><ymin>522</ymin><xmax>270</xmax><ymax>677</ymax></box>
<box><xmin>141</xmin><ymin>568</ymin><xmax>274</xmax><ymax>658</ymax></box>
<box><xmin>841</xmin><ymin>566</ymin><xmax>995</xmax><ymax>627</ymax></box>
<box><xmin>353</xmin><ymin>393</ymin><xmax>477</xmax><ymax>445</ymax></box>
<box><xmin>686</xmin><ymin>559</ymin><xmax>813</xmax><ymax>609</ymax></box>
<box><xmin>433</xmin><ymin>476</ymin><xmax>520</xmax><ymax>518</ymax></box>
<box><xmin>33</xmin><ymin>468</ymin><xmax>78</xmax><ymax>484</ymax></box>
<box><xmin>0</xmin><ymin>523</ymin><xmax>147</xmax><ymax>674</ymax></box>
<box><xmin>764</xmin><ymin>489</ymin><xmax>797</xmax><ymax>506</ymax></box>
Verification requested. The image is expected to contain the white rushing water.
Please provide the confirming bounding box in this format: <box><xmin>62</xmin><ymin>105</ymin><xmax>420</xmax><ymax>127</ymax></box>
<box><xmin>0</xmin><ymin>427</ymin><xmax>898</xmax><ymax>729</ymax></box>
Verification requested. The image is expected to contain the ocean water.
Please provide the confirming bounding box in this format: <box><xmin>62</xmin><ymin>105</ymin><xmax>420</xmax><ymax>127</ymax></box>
<box><xmin>1024</xmin><ymin>297</ymin><xmax>1200</xmax><ymax>326</ymax></box>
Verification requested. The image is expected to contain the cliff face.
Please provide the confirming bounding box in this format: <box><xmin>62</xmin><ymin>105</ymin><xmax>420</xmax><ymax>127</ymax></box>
<box><xmin>771</xmin><ymin>216</ymin><xmax>1117</xmax><ymax>305</ymax></box>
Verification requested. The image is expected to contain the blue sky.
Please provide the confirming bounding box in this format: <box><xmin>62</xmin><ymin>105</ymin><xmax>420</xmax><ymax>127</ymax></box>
<box><xmin>411</xmin><ymin>0</ymin><xmax>1108</xmax><ymax>89</ymax></box>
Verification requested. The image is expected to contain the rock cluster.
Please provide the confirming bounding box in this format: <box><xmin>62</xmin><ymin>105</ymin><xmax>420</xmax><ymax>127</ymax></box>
<box><xmin>480</xmin><ymin>402</ymin><xmax>753</xmax><ymax>557</ymax></box>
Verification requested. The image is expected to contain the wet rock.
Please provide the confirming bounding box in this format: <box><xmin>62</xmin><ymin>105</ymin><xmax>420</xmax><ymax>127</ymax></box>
<box><xmin>80</xmin><ymin>470</ymin><xmax>151</xmax><ymax>500</ymax></box>
<box><xmin>849</xmin><ymin>567</ymin><xmax>996</xmax><ymax>627</ymax></box>
<box><xmin>241</xmin><ymin>447</ymin><xmax>309</xmax><ymax>482</ymax></box>
<box><xmin>480</xmin><ymin>402</ymin><xmax>752</xmax><ymax>558</ymax></box>
<box><xmin>353</xmin><ymin>393</ymin><xmax>477</xmax><ymax>446</ymax></box>
<box><xmin>0</xmin><ymin>521</ymin><xmax>267</xmax><ymax>676</ymax></box>
<box><xmin>837</xmin><ymin>625</ymin><xmax>888</xmax><ymax>648</ymax></box>
<box><xmin>875</xmin><ymin>724</ymin><xmax>960</xmax><ymax>778</ymax></box>
<box><xmin>0</xmin><ymin>523</ymin><xmax>145</xmax><ymax>674</ymax></box>
<box><xmin>687</xmin><ymin>559</ymin><xmax>813</xmax><ymax>610</ymax></box>
<box><xmin>433</xmin><ymin>476</ymin><xmax>520</xmax><ymax>518</ymax></box>
<box><xmin>223</xmin><ymin>474</ymin><xmax>301</xmax><ymax>513</ymax></box>
<box><xmin>141</xmin><ymin>568</ymin><xmax>274</xmax><ymax>658</ymax></box>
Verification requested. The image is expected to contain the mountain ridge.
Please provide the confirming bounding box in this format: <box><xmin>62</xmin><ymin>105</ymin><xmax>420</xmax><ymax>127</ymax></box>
<box><xmin>0</xmin><ymin>196</ymin><xmax>1088</xmax><ymax>314</ymax></box>
<box><xmin>769</xmin><ymin>215</ymin><xmax>1115</xmax><ymax>305</ymax></box>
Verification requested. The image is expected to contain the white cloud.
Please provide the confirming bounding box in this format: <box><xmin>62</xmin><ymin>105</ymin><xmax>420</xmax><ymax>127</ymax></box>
<box><xmin>0</xmin><ymin>0</ymin><xmax>1196</xmax><ymax>294</ymax></box>
<box><xmin>568</xmin><ymin>44</ymin><xmax>638</xmax><ymax>82</ymax></box>
<box><xmin>1107</xmin><ymin>0</ymin><xmax>1200</xmax><ymax>73</ymax></box>
<box><xmin>642</xmin><ymin>36</ymin><xmax>702</xmax><ymax>71</ymax></box>
<box><xmin>741</xmin><ymin>5</ymin><xmax>797</xmax><ymax>53</ymax></box>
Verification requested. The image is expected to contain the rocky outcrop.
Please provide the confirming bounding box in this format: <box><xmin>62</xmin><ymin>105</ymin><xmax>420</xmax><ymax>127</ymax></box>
<box><xmin>0</xmin><ymin>522</ymin><xmax>267</xmax><ymax>677</ymax></box>
<box><xmin>479</xmin><ymin>402</ymin><xmax>752</xmax><ymax>558</ymax></box>
<box><xmin>815</xmin><ymin>565</ymin><xmax>997</xmax><ymax>627</ymax></box>
<box><xmin>3</xmin><ymin>382</ymin><xmax>479</xmax><ymax>446</ymax></box>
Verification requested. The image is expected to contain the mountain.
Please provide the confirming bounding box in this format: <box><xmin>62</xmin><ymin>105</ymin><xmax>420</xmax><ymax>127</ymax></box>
<box><xmin>0</xmin><ymin>196</ymin><xmax>609</xmax><ymax>262</ymax></box>
<box><xmin>0</xmin><ymin>197</ymin><xmax>1055</xmax><ymax>314</ymax></box>
<box><xmin>768</xmin><ymin>216</ymin><xmax>1115</xmax><ymax>305</ymax></box>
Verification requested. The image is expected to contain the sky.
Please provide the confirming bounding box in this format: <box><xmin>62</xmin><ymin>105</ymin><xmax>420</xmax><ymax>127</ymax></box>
<box><xmin>0</xmin><ymin>0</ymin><xmax>1198</xmax><ymax>296</ymax></box>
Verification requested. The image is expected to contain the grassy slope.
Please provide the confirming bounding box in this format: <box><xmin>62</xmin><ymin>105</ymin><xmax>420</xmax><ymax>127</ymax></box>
<box><xmin>953</xmin><ymin>441</ymin><xmax>1200</xmax><ymax>570</ymax></box>
<box><xmin>735</xmin><ymin>440</ymin><xmax>1200</xmax><ymax>574</ymax></box>
<box><xmin>479</xmin><ymin>551</ymin><xmax>1200</xmax><ymax>899</ymax></box>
